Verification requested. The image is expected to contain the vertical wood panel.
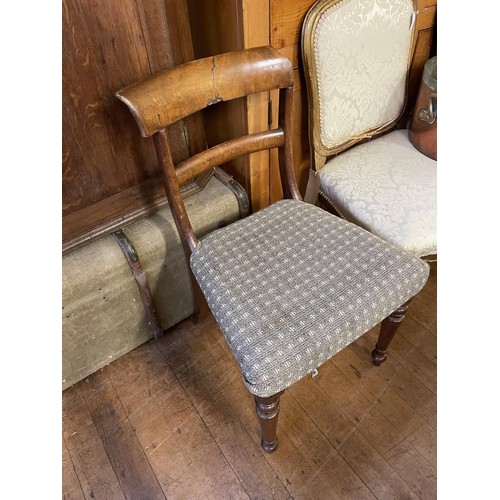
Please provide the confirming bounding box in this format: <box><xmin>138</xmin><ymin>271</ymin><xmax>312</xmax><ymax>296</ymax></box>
<box><xmin>187</xmin><ymin>0</ymin><xmax>271</xmax><ymax>211</ymax></box>
<box><xmin>242</xmin><ymin>0</ymin><xmax>270</xmax><ymax>211</ymax></box>
<box><xmin>63</xmin><ymin>0</ymin><xmax>205</xmax><ymax>243</ymax></box>
<box><xmin>187</xmin><ymin>0</ymin><xmax>243</xmax><ymax>57</ymax></box>
<box><xmin>163</xmin><ymin>0</ymin><xmax>207</xmax><ymax>156</ymax></box>
<box><xmin>137</xmin><ymin>0</ymin><xmax>208</xmax><ymax>160</ymax></box>
<box><xmin>136</xmin><ymin>0</ymin><xmax>175</xmax><ymax>71</ymax></box>
<box><xmin>268</xmin><ymin>1</ymin><xmax>315</xmax><ymax>201</ymax></box>
<box><xmin>62</xmin><ymin>0</ymin><xmax>157</xmax><ymax>215</ymax></box>
<box><xmin>186</xmin><ymin>0</ymin><xmax>249</xmax><ymax>195</ymax></box>
<box><xmin>270</xmin><ymin>0</ymin><xmax>316</xmax><ymax>49</ymax></box>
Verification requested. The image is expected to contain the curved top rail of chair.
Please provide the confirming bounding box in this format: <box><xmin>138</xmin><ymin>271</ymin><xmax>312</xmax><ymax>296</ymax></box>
<box><xmin>115</xmin><ymin>46</ymin><xmax>293</xmax><ymax>137</ymax></box>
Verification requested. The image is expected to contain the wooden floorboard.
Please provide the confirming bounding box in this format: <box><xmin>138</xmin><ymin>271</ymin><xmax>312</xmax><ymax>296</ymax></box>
<box><xmin>107</xmin><ymin>341</ymin><xmax>251</xmax><ymax>499</ymax></box>
<box><xmin>62</xmin><ymin>439</ymin><xmax>86</xmax><ymax>500</ymax></box>
<box><xmin>158</xmin><ymin>337</ymin><xmax>290</xmax><ymax>499</ymax></box>
<box><xmin>62</xmin><ymin>262</ymin><xmax>437</xmax><ymax>499</ymax></box>
<box><xmin>79</xmin><ymin>371</ymin><xmax>166</xmax><ymax>499</ymax></box>
<box><xmin>62</xmin><ymin>386</ymin><xmax>125</xmax><ymax>499</ymax></box>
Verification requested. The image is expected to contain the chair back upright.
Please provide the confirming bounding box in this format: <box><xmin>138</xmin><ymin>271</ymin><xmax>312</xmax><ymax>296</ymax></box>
<box><xmin>302</xmin><ymin>0</ymin><xmax>417</xmax><ymax>167</ymax></box>
<box><xmin>116</xmin><ymin>46</ymin><xmax>300</xmax><ymax>257</ymax></box>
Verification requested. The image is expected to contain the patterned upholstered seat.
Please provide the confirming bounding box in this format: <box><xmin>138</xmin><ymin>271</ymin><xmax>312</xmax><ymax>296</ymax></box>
<box><xmin>318</xmin><ymin>130</ymin><xmax>437</xmax><ymax>257</ymax></box>
<box><xmin>191</xmin><ymin>199</ymin><xmax>429</xmax><ymax>397</ymax></box>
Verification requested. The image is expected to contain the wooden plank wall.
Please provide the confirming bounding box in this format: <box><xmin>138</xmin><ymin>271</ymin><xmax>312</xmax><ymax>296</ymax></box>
<box><xmin>186</xmin><ymin>0</ymin><xmax>249</xmax><ymax>198</ymax></box>
<box><xmin>242</xmin><ymin>0</ymin><xmax>273</xmax><ymax>211</ymax></box>
<box><xmin>269</xmin><ymin>0</ymin><xmax>317</xmax><ymax>202</ymax></box>
<box><xmin>63</xmin><ymin>0</ymin><xmax>437</xmax><ymax>235</ymax></box>
<box><xmin>186</xmin><ymin>0</ymin><xmax>272</xmax><ymax>212</ymax></box>
<box><xmin>62</xmin><ymin>0</ymin><xmax>205</xmax><ymax>248</ymax></box>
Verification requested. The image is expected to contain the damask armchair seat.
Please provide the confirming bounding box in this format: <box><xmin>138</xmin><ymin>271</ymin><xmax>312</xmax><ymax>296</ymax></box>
<box><xmin>318</xmin><ymin>129</ymin><xmax>437</xmax><ymax>257</ymax></box>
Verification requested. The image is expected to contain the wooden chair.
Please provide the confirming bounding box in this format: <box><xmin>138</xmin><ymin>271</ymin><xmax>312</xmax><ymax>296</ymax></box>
<box><xmin>116</xmin><ymin>46</ymin><xmax>429</xmax><ymax>453</ymax></box>
<box><xmin>302</xmin><ymin>0</ymin><xmax>437</xmax><ymax>260</ymax></box>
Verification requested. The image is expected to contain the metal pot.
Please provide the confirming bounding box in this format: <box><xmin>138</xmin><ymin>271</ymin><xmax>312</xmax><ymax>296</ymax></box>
<box><xmin>409</xmin><ymin>56</ymin><xmax>437</xmax><ymax>160</ymax></box>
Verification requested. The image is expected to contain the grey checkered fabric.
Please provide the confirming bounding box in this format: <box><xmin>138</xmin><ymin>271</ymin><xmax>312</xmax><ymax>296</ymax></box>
<box><xmin>190</xmin><ymin>200</ymin><xmax>429</xmax><ymax>397</ymax></box>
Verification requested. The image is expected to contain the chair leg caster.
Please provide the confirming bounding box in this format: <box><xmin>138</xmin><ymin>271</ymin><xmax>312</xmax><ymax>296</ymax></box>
<box><xmin>261</xmin><ymin>437</ymin><xmax>279</xmax><ymax>453</ymax></box>
<box><xmin>371</xmin><ymin>346</ymin><xmax>387</xmax><ymax>366</ymax></box>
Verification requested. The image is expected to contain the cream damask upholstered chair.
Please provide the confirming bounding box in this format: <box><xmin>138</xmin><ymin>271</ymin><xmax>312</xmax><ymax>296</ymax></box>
<box><xmin>302</xmin><ymin>0</ymin><xmax>437</xmax><ymax>260</ymax></box>
<box><xmin>116</xmin><ymin>46</ymin><xmax>429</xmax><ymax>452</ymax></box>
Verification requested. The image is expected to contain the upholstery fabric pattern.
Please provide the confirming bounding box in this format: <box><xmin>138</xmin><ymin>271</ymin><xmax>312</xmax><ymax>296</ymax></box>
<box><xmin>314</xmin><ymin>0</ymin><xmax>414</xmax><ymax>150</ymax></box>
<box><xmin>318</xmin><ymin>129</ymin><xmax>437</xmax><ymax>257</ymax></box>
<box><xmin>190</xmin><ymin>199</ymin><xmax>429</xmax><ymax>397</ymax></box>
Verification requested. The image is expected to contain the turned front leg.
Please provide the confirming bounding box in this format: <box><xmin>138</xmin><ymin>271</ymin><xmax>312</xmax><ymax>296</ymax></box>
<box><xmin>372</xmin><ymin>299</ymin><xmax>412</xmax><ymax>366</ymax></box>
<box><xmin>254</xmin><ymin>390</ymin><xmax>284</xmax><ymax>453</ymax></box>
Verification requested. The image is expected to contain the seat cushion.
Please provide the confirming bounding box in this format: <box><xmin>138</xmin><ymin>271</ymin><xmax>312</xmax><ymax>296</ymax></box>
<box><xmin>190</xmin><ymin>199</ymin><xmax>429</xmax><ymax>397</ymax></box>
<box><xmin>318</xmin><ymin>129</ymin><xmax>437</xmax><ymax>257</ymax></box>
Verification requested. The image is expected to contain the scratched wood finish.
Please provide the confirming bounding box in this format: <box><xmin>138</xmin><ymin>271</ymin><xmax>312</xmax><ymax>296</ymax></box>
<box><xmin>62</xmin><ymin>0</ymin><xmax>205</xmax><ymax>244</ymax></box>
<box><xmin>62</xmin><ymin>0</ymin><xmax>152</xmax><ymax>214</ymax></box>
<box><xmin>116</xmin><ymin>47</ymin><xmax>293</xmax><ymax>136</ymax></box>
<box><xmin>270</xmin><ymin>0</ymin><xmax>317</xmax><ymax>49</ymax></box>
<box><xmin>62</xmin><ymin>384</ymin><xmax>125</xmax><ymax>499</ymax></box>
<box><xmin>62</xmin><ymin>262</ymin><xmax>437</xmax><ymax>499</ymax></box>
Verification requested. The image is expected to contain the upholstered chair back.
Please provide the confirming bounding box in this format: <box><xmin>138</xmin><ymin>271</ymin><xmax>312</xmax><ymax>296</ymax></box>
<box><xmin>302</xmin><ymin>0</ymin><xmax>416</xmax><ymax>164</ymax></box>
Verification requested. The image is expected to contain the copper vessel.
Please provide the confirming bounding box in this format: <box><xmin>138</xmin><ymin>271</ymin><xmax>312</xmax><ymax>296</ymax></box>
<box><xmin>409</xmin><ymin>56</ymin><xmax>437</xmax><ymax>160</ymax></box>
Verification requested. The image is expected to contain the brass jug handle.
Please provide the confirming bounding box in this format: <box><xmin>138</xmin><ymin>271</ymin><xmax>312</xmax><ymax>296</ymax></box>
<box><xmin>418</xmin><ymin>93</ymin><xmax>437</xmax><ymax>125</ymax></box>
